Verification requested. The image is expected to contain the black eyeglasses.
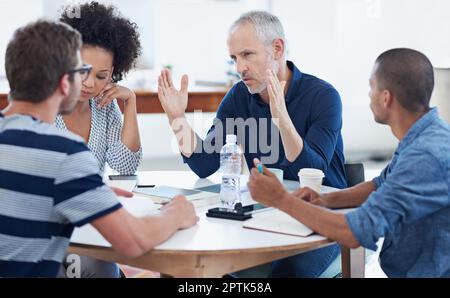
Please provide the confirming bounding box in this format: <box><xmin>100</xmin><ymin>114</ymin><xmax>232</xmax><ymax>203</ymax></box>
<box><xmin>68</xmin><ymin>64</ymin><xmax>92</xmax><ymax>82</ymax></box>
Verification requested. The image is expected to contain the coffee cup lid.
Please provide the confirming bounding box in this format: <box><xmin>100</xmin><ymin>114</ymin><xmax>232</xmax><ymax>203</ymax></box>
<box><xmin>298</xmin><ymin>168</ymin><xmax>325</xmax><ymax>178</ymax></box>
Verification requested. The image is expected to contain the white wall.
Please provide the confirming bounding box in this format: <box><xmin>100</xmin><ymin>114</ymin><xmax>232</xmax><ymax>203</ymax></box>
<box><xmin>431</xmin><ymin>68</ymin><xmax>450</xmax><ymax>124</ymax></box>
<box><xmin>0</xmin><ymin>0</ymin><xmax>43</xmax><ymax>77</ymax></box>
<box><xmin>272</xmin><ymin>0</ymin><xmax>450</xmax><ymax>158</ymax></box>
<box><xmin>152</xmin><ymin>0</ymin><xmax>270</xmax><ymax>82</ymax></box>
<box><xmin>0</xmin><ymin>0</ymin><xmax>155</xmax><ymax>74</ymax></box>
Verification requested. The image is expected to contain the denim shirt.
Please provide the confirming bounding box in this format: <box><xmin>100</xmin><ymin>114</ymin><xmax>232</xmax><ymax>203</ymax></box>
<box><xmin>346</xmin><ymin>108</ymin><xmax>450</xmax><ymax>277</ymax></box>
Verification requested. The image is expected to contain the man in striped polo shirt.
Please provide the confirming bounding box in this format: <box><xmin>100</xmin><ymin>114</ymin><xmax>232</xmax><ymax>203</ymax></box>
<box><xmin>0</xmin><ymin>20</ymin><xmax>198</xmax><ymax>278</ymax></box>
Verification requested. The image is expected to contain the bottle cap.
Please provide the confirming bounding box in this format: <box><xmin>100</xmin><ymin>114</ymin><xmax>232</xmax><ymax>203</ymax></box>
<box><xmin>226</xmin><ymin>134</ymin><xmax>237</xmax><ymax>144</ymax></box>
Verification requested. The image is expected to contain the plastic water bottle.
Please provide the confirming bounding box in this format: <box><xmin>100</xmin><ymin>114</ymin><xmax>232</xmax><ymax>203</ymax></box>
<box><xmin>219</xmin><ymin>135</ymin><xmax>242</xmax><ymax>209</ymax></box>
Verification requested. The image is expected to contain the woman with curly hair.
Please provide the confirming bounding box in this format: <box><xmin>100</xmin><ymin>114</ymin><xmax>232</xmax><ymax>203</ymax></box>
<box><xmin>57</xmin><ymin>1</ymin><xmax>143</xmax><ymax>278</ymax></box>
<box><xmin>56</xmin><ymin>1</ymin><xmax>142</xmax><ymax>176</ymax></box>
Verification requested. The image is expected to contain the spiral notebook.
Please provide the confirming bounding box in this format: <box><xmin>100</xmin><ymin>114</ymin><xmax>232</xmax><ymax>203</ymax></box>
<box><xmin>243</xmin><ymin>209</ymin><xmax>314</xmax><ymax>237</ymax></box>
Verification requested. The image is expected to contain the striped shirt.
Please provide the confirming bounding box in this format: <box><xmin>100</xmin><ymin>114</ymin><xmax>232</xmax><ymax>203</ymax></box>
<box><xmin>55</xmin><ymin>99</ymin><xmax>142</xmax><ymax>175</ymax></box>
<box><xmin>0</xmin><ymin>112</ymin><xmax>122</xmax><ymax>278</ymax></box>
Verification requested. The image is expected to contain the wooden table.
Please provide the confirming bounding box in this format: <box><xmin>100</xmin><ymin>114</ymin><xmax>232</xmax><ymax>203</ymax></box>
<box><xmin>69</xmin><ymin>171</ymin><xmax>365</xmax><ymax>278</ymax></box>
<box><xmin>0</xmin><ymin>88</ymin><xmax>228</xmax><ymax>113</ymax></box>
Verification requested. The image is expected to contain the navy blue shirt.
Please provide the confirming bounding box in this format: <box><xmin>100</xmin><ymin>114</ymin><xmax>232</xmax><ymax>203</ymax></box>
<box><xmin>183</xmin><ymin>61</ymin><xmax>347</xmax><ymax>189</ymax></box>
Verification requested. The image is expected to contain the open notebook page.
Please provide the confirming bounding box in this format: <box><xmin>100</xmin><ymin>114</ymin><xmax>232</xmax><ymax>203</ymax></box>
<box><xmin>243</xmin><ymin>209</ymin><xmax>314</xmax><ymax>237</ymax></box>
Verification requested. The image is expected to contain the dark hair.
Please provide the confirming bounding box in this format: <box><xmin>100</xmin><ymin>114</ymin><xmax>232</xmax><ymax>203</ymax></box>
<box><xmin>374</xmin><ymin>48</ymin><xmax>434</xmax><ymax>113</ymax></box>
<box><xmin>5</xmin><ymin>20</ymin><xmax>82</xmax><ymax>103</ymax></box>
<box><xmin>60</xmin><ymin>1</ymin><xmax>142</xmax><ymax>83</ymax></box>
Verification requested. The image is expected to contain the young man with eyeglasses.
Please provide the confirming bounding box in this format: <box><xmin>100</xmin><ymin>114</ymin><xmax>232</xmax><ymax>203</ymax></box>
<box><xmin>0</xmin><ymin>20</ymin><xmax>198</xmax><ymax>278</ymax></box>
<box><xmin>68</xmin><ymin>64</ymin><xmax>93</xmax><ymax>81</ymax></box>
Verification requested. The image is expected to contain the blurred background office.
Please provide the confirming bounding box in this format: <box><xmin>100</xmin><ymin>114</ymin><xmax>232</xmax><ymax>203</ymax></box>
<box><xmin>0</xmin><ymin>0</ymin><xmax>449</xmax><ymax>178</ymax></box>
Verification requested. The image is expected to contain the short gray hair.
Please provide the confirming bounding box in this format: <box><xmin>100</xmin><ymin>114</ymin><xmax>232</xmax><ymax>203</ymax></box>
<box><xmin>230</xmin><ymin>11</ymin><xmax>286</xmax><ymax>52</ymax></box>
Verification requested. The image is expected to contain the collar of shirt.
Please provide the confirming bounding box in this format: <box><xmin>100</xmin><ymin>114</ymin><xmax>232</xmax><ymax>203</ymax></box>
<box><xmin>285</xmin><ymin>60</ymin><xmax>303</xmax><ymax>103</ymax></box>
<box><xmin>397</xmin><ymin>107</ymin><xmax>439</xmax><ymax>153</ymax></box>
<box><xmin>0</xmin><ymin>112</ymin><xmax>40</xmax><ymax>121</ymax></box>
<box><xmin>250</xmin><ymin>60</ymin><xmax>303</xmax><ymax>106</ymax></box>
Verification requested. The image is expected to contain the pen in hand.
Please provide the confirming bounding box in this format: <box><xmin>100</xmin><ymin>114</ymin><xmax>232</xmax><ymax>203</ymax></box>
<box><xmin>254</xmin><ymin>158</ymin><xmax>265</xmax><ymax>174</ymax></box>
<box><xmin>257</xmin><ymin>163</ymin><xmax>264</xmax><ymax>174</ymax></box>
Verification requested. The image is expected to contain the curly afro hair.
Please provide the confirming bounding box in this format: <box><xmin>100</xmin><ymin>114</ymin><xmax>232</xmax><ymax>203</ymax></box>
<box><xmin>60</xmin><ymin>1</ymin><xmax>142</xmax><ymax>83</ymax></box>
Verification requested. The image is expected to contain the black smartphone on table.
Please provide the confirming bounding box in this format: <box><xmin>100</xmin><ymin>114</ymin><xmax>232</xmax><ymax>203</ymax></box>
<box><xmin>206</xmin><ymin>203</ymin><xmax>269</xmax><ymax>221</ymax></box>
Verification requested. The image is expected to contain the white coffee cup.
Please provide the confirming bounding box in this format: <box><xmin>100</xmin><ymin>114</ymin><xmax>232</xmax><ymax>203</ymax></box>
<box><xmin>298</xmin><ymin>168</ymin><xmax>325</xmax><ymax>192</ymax></box>
<box><xmin>268</xmin><ymin>168</ymin><xmax>284</xmax><ymax>182</ymax></box>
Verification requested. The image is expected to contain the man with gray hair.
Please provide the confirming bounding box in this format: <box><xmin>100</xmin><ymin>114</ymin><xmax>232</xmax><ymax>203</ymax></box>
<box><xmin>158</xmin><ymin>11</ymin><xmax>347</xmax><ymax>277</ymax></box>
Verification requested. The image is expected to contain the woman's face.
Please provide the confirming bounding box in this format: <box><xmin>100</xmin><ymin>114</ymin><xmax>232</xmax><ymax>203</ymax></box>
<box><xmin>80</xmin><ymin>45</ymin><xmax>114</xmax><ymax>101</ymax></box>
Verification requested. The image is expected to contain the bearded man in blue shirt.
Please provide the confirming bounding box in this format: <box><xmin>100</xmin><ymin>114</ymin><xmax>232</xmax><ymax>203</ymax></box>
<box><xmin>157</xmin><ymin>11</ymin><xmax>347</xmax><ymax>277</ymax></box>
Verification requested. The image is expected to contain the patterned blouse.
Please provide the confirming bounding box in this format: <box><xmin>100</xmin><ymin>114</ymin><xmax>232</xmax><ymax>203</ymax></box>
<box><xmin>55</xmin><ymin>99</ymin><xmax>142</xmax><ymax>175</ymax></box>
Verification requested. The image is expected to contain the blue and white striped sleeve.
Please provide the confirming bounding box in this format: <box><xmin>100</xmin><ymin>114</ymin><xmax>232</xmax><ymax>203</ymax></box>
<box><xmin>53</xmin><ymin>142</ymin><xmax>122</xmax><ymax>227</ymax></box>
<box><xmin>105</xmin><ymin>100</ymin><xmax>142</xmax><ymax>175</ymax></box>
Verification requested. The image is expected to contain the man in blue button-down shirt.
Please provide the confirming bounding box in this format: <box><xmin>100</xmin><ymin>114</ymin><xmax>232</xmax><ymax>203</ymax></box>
<box><xmin>248</xmin><ymin>48</ymin><xmax>450</xmax><ymax>277</ymax></box>
<box><xmin>157</xmin><ymin>11</ymin><xmax>346</xmax><ymax>277</ymax></box>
